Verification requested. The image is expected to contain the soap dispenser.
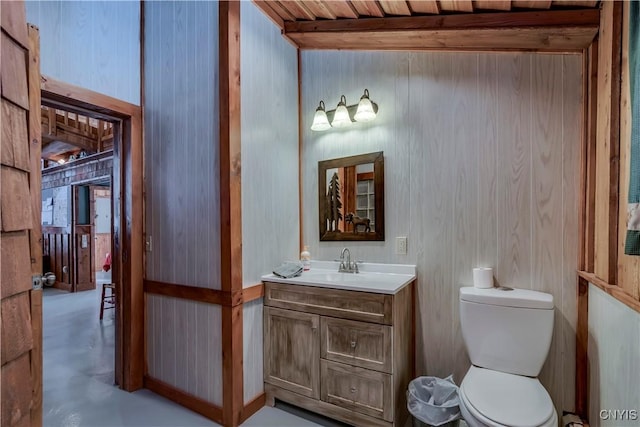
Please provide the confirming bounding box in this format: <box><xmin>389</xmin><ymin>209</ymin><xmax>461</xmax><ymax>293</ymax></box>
<box><xmin>300</xmin><ymin>246</ymin><xmax>311</xmax><ymax>271</ymax></box>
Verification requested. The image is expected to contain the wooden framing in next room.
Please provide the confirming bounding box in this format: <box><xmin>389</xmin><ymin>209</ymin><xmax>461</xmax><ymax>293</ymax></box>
<box><xmin>40</xmin><ymin>76</ymin><xmax>145</xmax><ymax>392</ymax></box>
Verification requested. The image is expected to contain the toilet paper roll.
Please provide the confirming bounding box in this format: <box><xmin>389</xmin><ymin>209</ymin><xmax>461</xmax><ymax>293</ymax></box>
<box><xmin>473</xmin><ymin>267</ymin><xmax>494</xmax><ymax>289</ymax></box>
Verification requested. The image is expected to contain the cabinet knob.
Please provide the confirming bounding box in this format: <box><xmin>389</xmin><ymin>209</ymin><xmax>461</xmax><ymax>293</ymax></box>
<box><xmin>350</xmin><ymin>387</ymin><xmax>356</xmax><ymax>393</ymax></box>
<box><xmin>350</xmin><ymin>341</ymin><xmax>357</xmax><ymax>348</ymax></box>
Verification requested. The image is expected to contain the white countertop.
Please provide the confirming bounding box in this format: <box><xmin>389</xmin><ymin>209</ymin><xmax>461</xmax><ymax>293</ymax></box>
<box><xmin>261</xmin><ymin>261</ymin><xmax>416</xmax><ymax>294</ymax></box>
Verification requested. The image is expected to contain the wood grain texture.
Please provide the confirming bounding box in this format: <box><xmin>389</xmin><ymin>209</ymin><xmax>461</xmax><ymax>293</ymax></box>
<box><xmin>25</xmin><ymin>1</ymin><xmax>140</xmax><ymax>105</ymax></box>
<box><xmin>1</xmin><ymin>100</ymin><xmax>30</xmax><ymax>172</ymax></box>
<box><xmin>145</xmin><ymin>294</ymin><xmax>223</xmax><ymax>405</ymax></box>
<box><xmin>351</xmin><ymin>0</ymin><xmax>385</xmax><ymax>17</ymax></box>
<box><xmin>240</xmin><ymin>1</ymin><xmax>299</xmax><ymax>288</ymax></box>
<box><xmin>1</xmin><ymin>0</ymin><xmax>29</xmax><ymax>48</ymax></box>
<box><xmin>1</xmin><ymin>167</ymin><xmax>33</xmax><ymax>232</ymax></box>
<box><xmin>584</xmin><ymin>42</ymin><xmax>598</xmax><ymax>272</ymax></box>
<box><xmin>1</xmin><ymin>232</ymin><xmax>32</xmax><ymax>300</ymax></box>
<box><xmin>406</xmin><ymin>1</ymin><xmax>440</xmax><ymax>14</ymax></box>
<box><xmin>301</xmin><ymin>50</ymin><xmax>582</xmax><ymax>413</ymax></box>
<box><xmin>1</xmin><ymin>353</ymin><xmax>32</xmax><ymax>426</ymax></box>
<box><xmin>321</xmin><ymin>359</ymin><xmax>392</xmax><ymax>421</ymax></box>
<box><xmin>588</xmin><ymin>284</ymin><xmax>640</xmax><ymax>425</ymax></box>
<box><xmin>616</xmin><ymin>2</ymin><xmax>640</xmax><ymax>302</ymax></box>
<box><xmin>1</xmin><ymin>33</ymin><xmax>29</xmax><ymax>110</ymax></box>
<box><xmin>264</xmin><ymin>306</ymin><xmax>320</xmax><ymax>399</ymax></box>
<box><xmin>243</xmin><ymin>299</ymin><xmax>264</xmax><ymax>403</ymax></box>
<box><xmin>593</xmin><ymin>0</ymin><xmax>622</xmax><ymax>284</ymax></box>
<box><xmin>378</xmin><ymin>1</ymin><xmax>412</xmax><ymax>16</ymax></box>
<box><xmin>1</xmin><ymin>293</ymin><xmax>33</xmax><ymax>365</ymax></box>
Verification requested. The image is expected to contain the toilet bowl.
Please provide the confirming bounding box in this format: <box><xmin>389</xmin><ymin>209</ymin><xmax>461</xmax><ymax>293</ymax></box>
<box><xmin>459</xmin><ymin>287</ymin><xmax>557</xmax><ymax>427</ymax></box>
<box><xmin>458</xmin><ymin>366</ymin><xmax>557</xmax><ymax>427</ymax></box>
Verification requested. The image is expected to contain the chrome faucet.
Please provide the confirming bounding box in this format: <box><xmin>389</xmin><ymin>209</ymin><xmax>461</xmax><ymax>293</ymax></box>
<box><xmin>339</xmin><ymin>247</ymin><xmax>359</xmax><ymax>273</ymax></box>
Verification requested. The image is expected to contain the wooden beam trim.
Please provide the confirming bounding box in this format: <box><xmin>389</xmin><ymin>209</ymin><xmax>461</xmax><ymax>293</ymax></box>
<box><xmin>578</xmin><ymin>271</ymin><xmax>640</xmax><ymax>313</ymax></box>
<box><xmin>283</xmin><ymin>8</ymin><xmax>600</xmax><ymax>33</ymax></box>
<box><xmin>144</xmin><ymin>279</ymin><xmax>236</xmax><ymax>306</ymax></box>
<box><xmin>144</xmin><ymin>376</ymin><xmax>223</xmax><ymax>424</ymax></box>
<box><xmin>41</xmin><ymin>76</ymin><xmax>139</xmax><ymax>119</ymax></box>
<box><xmin>288</xmin><ymin>26</ymin><xmax>598</xmax><ymax>52</ymax></box>
<box><xmin>584</xmin><ymin>41</ymin><xmax>598</xmax><ymax>271</ymax></box>
<box><xmin>242</xmin><ymin>283</ymin><xmax>264</xmax><ymax>303</ymax></box>
<box><xmin>240</xmin><ymin>393</ymin><xmax>266</xmax><ymax>423</ymax></box>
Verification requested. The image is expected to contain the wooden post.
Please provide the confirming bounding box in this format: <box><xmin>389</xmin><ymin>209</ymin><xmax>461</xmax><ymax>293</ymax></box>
<box><xmin>593</xmin><ymin>1</ymin><xmax>622</xmax><ymax>284</ymax></box>
<box><xmin>219</xmin><ymin>1</ymin><xmax>244</xmax><ymax>426</ymax></box>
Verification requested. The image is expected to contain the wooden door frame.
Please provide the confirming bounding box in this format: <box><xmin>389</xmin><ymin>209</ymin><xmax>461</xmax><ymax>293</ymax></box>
<box><xmin>40</xmin><ymin>76</ymin><xmax>144</xmax><ymax>391</ymax></box>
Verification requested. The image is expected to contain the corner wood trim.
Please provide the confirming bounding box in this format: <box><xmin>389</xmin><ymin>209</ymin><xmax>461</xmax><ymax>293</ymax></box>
<box><xmin>576</xmin><ymin>276</ymin><xmax>589</xmax><ymax>419</ymax></box>
<box><xmin>143</xmin><ymin>279</ymin><xmax>263</xmax><ymax>305</ymax></box>
<box><xmin>578</xmin><ymin>271</ymin><xmax>640</xmax><ymax>313</ymax></box>
<box><xmin>144</xmin><ymin>376</ymin><xmax>223</xmax><ymax>424</ymax></box>
<box><xmin>240</xmin><ymin>393</ymin><xmax>266</xmax><ymax>424</ymax></box>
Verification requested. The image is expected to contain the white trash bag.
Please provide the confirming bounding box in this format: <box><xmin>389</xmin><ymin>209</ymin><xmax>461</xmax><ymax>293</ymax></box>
<box><xmin>407</xmin><ymin>375</ymin><xmax>461</xmax><ymax>426</ymax></box>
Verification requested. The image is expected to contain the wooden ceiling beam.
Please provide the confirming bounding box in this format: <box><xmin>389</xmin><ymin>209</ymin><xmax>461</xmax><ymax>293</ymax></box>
<box><xmin>41</xmin><ymin>124</ymin><xmax>98</xmax><ymax>152</ymax></box>
<box><xmin>279</xmin><ymin>1</ymin><xmax>317</xmax><ymax>20</ymax></box>
<box><xmin>299</xmin><ymin>1</ymin><xmax>338</xmax><ymax>19</ymax></box>
<box><xmin>287</xmin><ymin>25</ymin><xmax>597</xmax><ymax>51</ymax></box>
<box><xmin>252</xmin><ymin>1</ymin><xmax>286</xmax><ymax>28</ymax></box>
<box><xmin>512</xmin><ymin>0</ymin><xmax>552</xmax><ymax>9</ymax></box>
<box><xmin>283</xmin><ymin>8</ymin><xmax>599</xmax><ymax>32</ymax></box>
<box><xmin>322</xmin><ymin>0</ymin><xmax>359</xmax><ymax>19</ymax></box>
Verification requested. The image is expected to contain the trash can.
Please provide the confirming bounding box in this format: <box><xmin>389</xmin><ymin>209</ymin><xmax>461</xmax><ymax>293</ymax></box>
<box><xmin>407</xmin><ymin>375</ymin><xmax>462</xmax><ymax>427</ymax></box>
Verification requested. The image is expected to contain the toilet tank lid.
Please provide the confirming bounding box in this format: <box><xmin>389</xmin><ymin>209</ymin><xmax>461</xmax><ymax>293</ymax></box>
<box><xmin>460</xmin><ymin>286</ymin><xmax>554</xmax><ymax>309</ymax></box>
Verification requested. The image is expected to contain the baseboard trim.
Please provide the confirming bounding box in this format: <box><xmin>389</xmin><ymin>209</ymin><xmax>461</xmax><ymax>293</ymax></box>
<box><xmin>240</xmin><ymin>392</ymin><xmax>266</xmax><ymax>423</ymax></box>
<box><xmin>144</xmin><ymin>375</ymin><xmax>223</xmax><ymax>424</ymax></box>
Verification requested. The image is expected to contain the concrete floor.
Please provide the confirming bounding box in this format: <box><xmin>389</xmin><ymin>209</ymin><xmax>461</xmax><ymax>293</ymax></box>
<box><xmin>42</xmin><ymin>285</ymin><xmax>324</xmax><ymax>427</ymax></box>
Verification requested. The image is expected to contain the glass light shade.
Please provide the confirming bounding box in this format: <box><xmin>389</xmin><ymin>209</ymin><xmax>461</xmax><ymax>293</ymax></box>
<box><xmin>354</xmin><ymin>90</ymin><xmax>376</xmax><ymax>122</ymax></box>
<box><xmin>331</xmin><ymin>95</ymin><xmax>352</xmax><ymax>128</ymax></box>
<box><xmin>310</xmin><ymin>101</ymin><xmax>331</xmax><ymax>131</ymax></box>
<box><xmin>57</xmin><ymin>159</ymin><xmax>66</xmax><ymax>165</ymax></box>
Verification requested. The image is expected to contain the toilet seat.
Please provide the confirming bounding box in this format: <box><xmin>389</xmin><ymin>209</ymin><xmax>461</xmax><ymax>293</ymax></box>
<box><xmin>460</xmin><ymin>366</ymin><xmax>556</xmax><ymax>427</ymax></box>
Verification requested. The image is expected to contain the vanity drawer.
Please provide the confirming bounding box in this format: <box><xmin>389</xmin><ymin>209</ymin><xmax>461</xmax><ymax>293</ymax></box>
<box><xmin>321</xmin><ymin>359</ymin><xmax>392</xmax><ymax>422</ymax></box>
<box><xmin>321</xmin><ymin>317</ymin><xmax>392</xmax><ymax>373</ymax></box>
<box><xmin>264</xmin><ymin>282</ymin><xmax>393</xmax><ymax>325</ymax></box>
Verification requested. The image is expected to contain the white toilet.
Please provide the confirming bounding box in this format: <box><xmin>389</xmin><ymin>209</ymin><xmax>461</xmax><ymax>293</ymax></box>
<box><xmin>458</xmin><ymin>286</ymin><xmax>558</xmax><ymax>427</ymax></box>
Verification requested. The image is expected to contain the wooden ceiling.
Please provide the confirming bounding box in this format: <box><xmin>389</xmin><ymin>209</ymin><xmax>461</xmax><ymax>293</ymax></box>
<box><xmin>41</xmin><ymin>106</ymin><xmax>114</xmax><ymax>163</ymax></box>
<box><xmin>253</xmin><ymin>0</ymin><xmax>601</xmax><ymax>51</ymax></box>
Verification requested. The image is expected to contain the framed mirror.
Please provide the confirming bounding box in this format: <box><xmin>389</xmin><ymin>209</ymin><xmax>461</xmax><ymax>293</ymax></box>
<box><xmin>318</xmin><ymin>151</ymin><xmax>384</xmax><ymax>241</ymax></box>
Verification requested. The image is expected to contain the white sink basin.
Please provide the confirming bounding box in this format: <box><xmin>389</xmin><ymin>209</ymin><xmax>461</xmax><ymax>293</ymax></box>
<box><xmin>261</xmin><ymin>261</ymin><xmax>416</xmax><ymax>294</ymax></box>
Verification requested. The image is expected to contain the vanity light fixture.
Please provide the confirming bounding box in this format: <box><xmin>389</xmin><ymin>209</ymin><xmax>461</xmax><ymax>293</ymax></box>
<box><xmin>310</xmin><ymin>89</ymin><xmax>378</xmax><ymax>132</ymax></box>
<box><xmin>310</xmin><ymin>100</ymin><xmax>331</xmax><ymax>131</ymax></box>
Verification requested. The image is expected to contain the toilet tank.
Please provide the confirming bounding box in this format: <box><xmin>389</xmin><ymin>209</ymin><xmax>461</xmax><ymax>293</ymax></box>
<box><xmin>459</xmin><ymin>287</ymin><xmax>554</xmax><ymax>377</ymax></box>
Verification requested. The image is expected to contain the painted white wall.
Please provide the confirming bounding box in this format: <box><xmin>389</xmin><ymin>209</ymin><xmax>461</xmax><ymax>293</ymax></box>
<box><xmin>588</xmin><ymin>284</ymin><xmax>640</xmax><ymax>426</ymax></box>
<box><xmin>240</xmin><ymin>0</ymin><xmax>299</xmax><ymax>403</ymax></box>
<box><xmin>144</xmin><ymin>1</ymin><xmax>222</xmax><ymax>405</ymax></box>
<box><xmin>26</xmin><ymin>0</ymin><xmax>140</xmax><ymax>105</ymax></box>
<box><xmin>301</xmin><ymin>50</ymin><xmax>582</xmax><ymax>414</ymax></box>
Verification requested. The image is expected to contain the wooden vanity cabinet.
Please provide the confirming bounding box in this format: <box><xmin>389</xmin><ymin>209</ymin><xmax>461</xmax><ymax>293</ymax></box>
<box><xmin>263</xmin><ymin>281</ymin><xmax>414</xmax><ymax>427</ymax></box>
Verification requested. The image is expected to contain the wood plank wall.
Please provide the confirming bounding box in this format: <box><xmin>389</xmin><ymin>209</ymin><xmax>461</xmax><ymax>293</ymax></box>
<box><xmin>301</xmin><ymin>50</ymin><xmax>582</xmax><ymax>414</ymax></box>
<box><xmin>25</xmin><ymin>1</ymin><xmax>140</xmax><ymax>105</ymax></box>
<box><xmin>240</xmin><ymin>1</ymin><xmax>299</xmax><ymax>404</ymax></box>
<box><xmin>42</xmin><ymin>227</ymin><xmax>72</xmax><ymax>291</ymax></box>
<box><xmin>143</xmin><ymin>0</ymin><xmax>222</xmax><ymax>406</ymax></box>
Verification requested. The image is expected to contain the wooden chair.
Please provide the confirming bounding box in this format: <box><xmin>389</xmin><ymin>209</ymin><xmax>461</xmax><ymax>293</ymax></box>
<box><xmin>100</xmin><ymin>283</ymin><xmax>116</xmax><ymax>320</ymax></box>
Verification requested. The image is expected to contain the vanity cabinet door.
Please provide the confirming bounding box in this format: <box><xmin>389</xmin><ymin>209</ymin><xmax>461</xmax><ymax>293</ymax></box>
<box><xmin>264</xmin><ymin>307</ymin><xmax>320</xmax><ymax>399</ymax></box>
<box><xmin>321</xmin><ymin>360</ymin><xmax>392</xmax><ymax>421</ymax></box>
<box><xmin>321</xmin><ymin>317</ymin><xmax>392</xmax><ymax>373</ymax></box>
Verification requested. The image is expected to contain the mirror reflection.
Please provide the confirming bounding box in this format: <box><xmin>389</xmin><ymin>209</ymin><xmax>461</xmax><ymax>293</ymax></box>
<box><xmin>319</xmin><ymin>152</ymin><xmax>384</xmax><ymax>241</ymax></box>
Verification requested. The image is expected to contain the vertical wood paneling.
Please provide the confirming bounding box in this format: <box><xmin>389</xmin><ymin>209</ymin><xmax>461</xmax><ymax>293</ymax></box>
<box><xmin>562</xmin><ymin>55</ymin><xmax>582</xmax><ymax>412</ymax></box>
<box><xmin>531</xmin><ymin>54</ymin><xmax>564</xmax><ymax>416</ymax></box>
<box><xmin>242</xmin><ymin>299</ymin><xmax>264</xmax><ymax>403</ymax></box>
<box><xmin>240</xmin><ymin>1</ymin><xmax>299</xmax><ymax>288</ymax></box>
<box><xmin>143</xmin><ymin>1</ymin><xmax>222</xmax><ymax>406</ymax></box>
<box><xmin>25</xmin><ymin>1</ymin><xmax>140</xmax><ymax>105</ymax></box>
<box><xmin>146</xmin><ymin>294</ymin><xmax>223</xmax><ymax>406</ymax></box>
<box><xmin>301</xmin><ymin>51</ymin><xmax>582</xmax><ymax>412</ymax></box>
<box><xmin>588</xmin><ymin>285</ymin><xmax>640</xmax><ymax>425</ymax></box>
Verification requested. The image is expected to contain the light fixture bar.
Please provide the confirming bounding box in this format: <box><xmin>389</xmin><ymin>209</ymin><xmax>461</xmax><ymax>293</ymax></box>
<box><xmin>324</xmin><ymin>102</ymin><xmax>378</xmax><ymax>123</ymax></box>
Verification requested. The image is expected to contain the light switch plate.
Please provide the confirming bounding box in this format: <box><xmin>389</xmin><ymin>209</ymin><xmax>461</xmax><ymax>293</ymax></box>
<box><xmin>396</xmin><ymin>236</ymin><xmax>407</xmax><ymax>255</ymax></box>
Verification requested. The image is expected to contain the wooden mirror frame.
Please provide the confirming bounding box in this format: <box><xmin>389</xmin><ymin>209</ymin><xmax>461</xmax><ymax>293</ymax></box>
<box><xmin>318</xmin><ymin>151</ymin><xmax>384</xmax><ymax>241</ymax></box>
